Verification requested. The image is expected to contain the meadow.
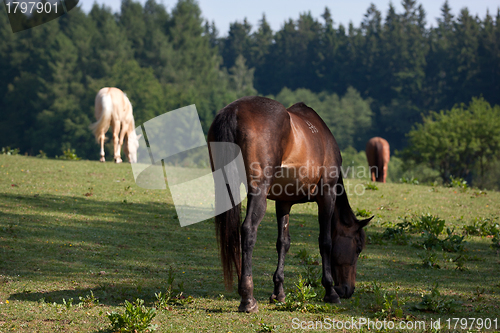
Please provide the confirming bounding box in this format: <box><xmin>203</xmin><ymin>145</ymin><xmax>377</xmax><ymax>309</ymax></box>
<box><xmin>0</xmin><ymin>155</ymin><xmax>499</xmax><ymax>332</ymax></box>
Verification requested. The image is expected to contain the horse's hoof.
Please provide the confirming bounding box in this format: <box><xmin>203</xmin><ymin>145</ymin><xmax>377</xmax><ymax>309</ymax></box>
<box><xmin>270</xmin><ymin>293</ymin><xmax>286</xmax><ymax>303</ymax></box>
<box><xmin>100</xmin><ymin>157</ymin><xmax>105</xmax><ymax>162</ymax></box>
<box><xmin>238</xmin><ymin>298</ymin><xmax>258</xmax><ymax>313</ymax></box>
<box><xmin>115</xmin><ymin>158</ymin><xmax>122</xmax><ymax>164</ymax></box>
<box><xmin>323</xmin><ymin>294</ymin><xmax>341</xmax><ymax>304</ymax></box>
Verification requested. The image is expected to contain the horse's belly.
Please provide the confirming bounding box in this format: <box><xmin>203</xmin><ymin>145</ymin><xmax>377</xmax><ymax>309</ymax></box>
<box><xmin>266</xmin><ymin>166</ymin><xmax>319</xmax><ymax>201</ymax></box>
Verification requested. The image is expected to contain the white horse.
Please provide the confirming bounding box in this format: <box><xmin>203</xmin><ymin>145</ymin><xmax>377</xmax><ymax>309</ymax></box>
<box><xmin>90</xmin><ymin>87</ymin><xmax>141</xmax><ymax>163</ymax></box>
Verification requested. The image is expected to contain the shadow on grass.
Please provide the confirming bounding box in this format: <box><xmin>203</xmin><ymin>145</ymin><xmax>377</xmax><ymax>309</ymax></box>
<box><xmin>5</xmin><ymin>191</ymin><xmax>491</xmax><ymax>314</ymax></box>
<box><xmin>9</xmin><ymin>284</ymin><xmax>167</xmax><ymax>306</ymax></box>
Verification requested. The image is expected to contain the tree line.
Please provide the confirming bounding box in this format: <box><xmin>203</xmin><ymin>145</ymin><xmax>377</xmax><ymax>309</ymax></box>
<box><xmin>0</xmin><ymin>0</ymin><xmax>258</xmax><ymax>159</ymax></box>
<box><xmin>0</xmin><ymin>0</ymin><xmax>499</xmax><ymax>184</ymax></box>
<box><xmin>219</xmin><ymin>0</ymin><xmax>500</xmax><ymax>150</ymax></box>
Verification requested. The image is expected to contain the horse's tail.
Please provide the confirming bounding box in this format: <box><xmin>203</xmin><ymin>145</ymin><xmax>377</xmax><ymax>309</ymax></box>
<box><xmin>89</xmin><ymin>90</ymin><xmax>113</xmax><ymax>143</ymax></box>
<box><xmin>209</xmin><ymin>109</ymin><xmax>242</xmax><ymax>290</ymax></box>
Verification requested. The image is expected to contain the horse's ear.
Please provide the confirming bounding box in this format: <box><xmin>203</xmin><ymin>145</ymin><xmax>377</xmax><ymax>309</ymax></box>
<box><xmin>357</xmin><ymin>216</ymin><xmax>373</xmax><ymax>229</ymax></box>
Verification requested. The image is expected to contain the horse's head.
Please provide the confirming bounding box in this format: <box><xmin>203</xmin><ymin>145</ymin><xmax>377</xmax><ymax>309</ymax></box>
<box><xmin>331</xmin><ymin>215</ymin><xmax>372</xmax><ymax>298</ymax></box>
<box><xmin>125</xmin><ymin>132</ymin><xmax>141</xmax><ymax>163</ymax></box>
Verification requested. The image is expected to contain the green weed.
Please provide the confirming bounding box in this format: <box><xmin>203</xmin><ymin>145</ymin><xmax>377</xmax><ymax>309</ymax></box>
<box><xmin>36</xmin><ymin>150</ymin><xmax>47</xmax><ymax>158</ymax></box>
<box><xmin>380</xmin><ymin>222</ymin><xmax>411</xmax><ymax>245</ymax></box>
<box><xmin>78</xmin><ymin>291</ymin><xmax>99</xmax><ymax>308</ymax></box>
<box><xmin>257</xmin><ymin>321</ymin><xmax>280</xmax><ymax>332</ymax></box>
<box><xmin>295</xmin><ymin>249</ymin><xmax>322</xmax><ymax>287</ymax></box>
<box><xmin>154</xmin><ymin>267</ymin><xmax>193</xmax><ymax>310</ymax></box>
<box><xmin>374</xmin><ymin>291</ymin><xmax>404</xmax><ymax>319</ymax></box>
<box><xmin>365</xmin><ymin>183</ymin><xmax>379</xmax><ymax>190</ymax></box>
<box><xmin>355</xmin><ymin>208</ymin><xmax>372</xmax><ymax>217</ymax></box>
<box><xmin>107</xmin><ymin>299</ymin><xmax>157</xmax><ymax>333</ymax></box>
<box><xmin>418</xmin><ymin>251</ymin><xmax>440</xmax><ymax>269</ymax></box>
<box><xmin>413</xmin><ymin>284</ymin><xmax>461</xmax><ymax>313</ymax></box>
<box><xmin>400</xmin><ymin>176</ymin><xmax>419</xmax><ymax>185</ymax></box>
<box><xmin>274</xmin><ymin>276</ymin><xmax>338</xmax><ymax>313</ymax></box>
<box><xmin>62</xmin><ymin>297</ymin><xmax>74</xmax><ymax>310</ymax></box>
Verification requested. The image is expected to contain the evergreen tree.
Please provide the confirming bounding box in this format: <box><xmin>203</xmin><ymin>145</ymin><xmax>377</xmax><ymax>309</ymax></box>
<box><xmin>221</xmin><ymin>19</ymin><xmax>252</xmax><ymax>69</ymax></box>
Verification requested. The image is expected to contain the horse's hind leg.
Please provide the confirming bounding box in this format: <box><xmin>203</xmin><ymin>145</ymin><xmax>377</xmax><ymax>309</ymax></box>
<box><xmin>238</xmin><ymin>189</ymin><xmax>268</xmax><ymax>313</ymax></box>
<box><xmin>270</xmin><ymin>201</ymin><xmax>292</xmax><ymax>303</ymax></box>
<box><xmin>317</xmin><ymin>183</ymin><xmax>340</xmax><ymax>303</ymax></box>
<box><xmin>99</xmin><ymin>132</ymin><xmax>106</xmax><ymax>162</ymax></box>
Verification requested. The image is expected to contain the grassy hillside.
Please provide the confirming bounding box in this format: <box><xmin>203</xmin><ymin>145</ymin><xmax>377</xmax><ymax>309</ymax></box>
<box><xmin>0</xmin><ymin>155</ymin><xmax>499</xmax><ymax>332</ymax></box>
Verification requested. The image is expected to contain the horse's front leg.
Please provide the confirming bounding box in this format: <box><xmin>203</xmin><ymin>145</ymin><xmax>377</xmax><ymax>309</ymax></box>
<box><xmin>112</xmin><ymin>121</ymin><xmax>122</xmax><ymax>163</ymax></box>
<box><xmin>238</xmin><ymin>192</ymin><xmax>267</xmax><ymax>313</ymax></box>
<box><xmin>270</xmin><ymin>201</ymin><xmax>292</xmax><ymax>303</ymax></box>
<box><xmin>317</xmin><ymin>186</ymin><xmax>340</xmax><ymax>303</ymax></box>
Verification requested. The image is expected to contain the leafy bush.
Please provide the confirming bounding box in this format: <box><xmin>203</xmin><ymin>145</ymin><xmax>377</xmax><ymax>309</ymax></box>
<box><xmin>107</xmin><ymin>299</ymin><xmax>157</xmax><ymax>333</ymax></box>
<box><xmin>462</xmin><ymin>217</ymin><xmax>500</xmax><ymax>237</ymax></box>
<box><xmin>411</xmin><ymin>214</ymin><xmax>446</xmax><ymax>235</ymax></box>
<box><xmin>403</xmin><ymin>97</ymin><xmax>500</xmax><ymax>185</ymax></box>
<box><xmin>417</xmin><ymin>227</ymin><xmax>466</xmax><ymax>253</ymax></box>
<box><xmin>36</xmin><ymin>150</ymin><xmax>47</xmax><ymax>158</ymax></box>
<box><xmin>449</xmin><ymin>176</ymin><xmax>468</xmax><ymax>191</ymax></box>
<box><xmin>57</xmin><ymin>148</ymin><xmax>81</xmax><ymax>160</ymax></box>
<box><xmin>1</xmin><ymin>147</ymin><xmax>20</xmax><ymax>155</ymax></box>
<box><xmin>380</xmin><ymin>223</ymin><xmax>411</xmax><ymax>245</ymax></box>
<box><xmin>462</xmin><ymin>217</ymin><xmax>500</xmax><ymax>249</ymax></box>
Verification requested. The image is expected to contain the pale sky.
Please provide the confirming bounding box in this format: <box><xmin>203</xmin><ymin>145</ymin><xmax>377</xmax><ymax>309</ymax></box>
<box><xmin>79</xmin><ymin>0</ymin><xmax>499</xmax><ymax>35</ymax></box>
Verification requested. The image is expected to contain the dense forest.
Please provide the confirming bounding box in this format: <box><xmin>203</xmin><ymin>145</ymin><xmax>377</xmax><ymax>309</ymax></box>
<box><xmin>0</xmin><ymin>0</ymin><xmax>499</xmax><ymax>162</ymax></box>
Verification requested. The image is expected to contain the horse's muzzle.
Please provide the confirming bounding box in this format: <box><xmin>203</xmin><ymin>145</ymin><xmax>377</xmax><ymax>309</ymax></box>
<box><xmin>334</xmin><ymin>284</ymin><xmax>355</xmax><ymax>299</ymax></box>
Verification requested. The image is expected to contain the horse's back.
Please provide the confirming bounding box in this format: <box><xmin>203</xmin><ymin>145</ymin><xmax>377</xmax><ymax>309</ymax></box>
<box><xmin>219</xmin><ymin>96</ymin><xmax>289</xmax><ymax>126</ymax></box>
<box><xmin>209</xmin><ymin>96</ymin><xmax>291</xmax><ymax>151</ymax></box>
<box><xmin>209</xmin><ymin>97</ymin><xmax>343</xmax><ymax>201</ymax></box>
<box><xmin>95</xmin><ymin>87</ymin><xmax>133</xmax><ymax>123</ymax></box>
<box><xmin>285</xmin><ymin>102</ymin><xmax>341</xmax><ymax>166</ymax></box>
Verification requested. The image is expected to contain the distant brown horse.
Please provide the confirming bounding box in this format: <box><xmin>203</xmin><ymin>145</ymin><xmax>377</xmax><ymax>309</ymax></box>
<box><xmin>207</xmin><ymin>96</ymin><xmax>371</xmax><ymax>313</ymax></box>
<box><xmin>90</xmin><ymin>87</ymin><xmax>141</xmax><ymax>163</ymax></box>
<box><xmin>366</xmin><ymin>137</ymin><xmax>390</xmax><ymax>183</ymax></box>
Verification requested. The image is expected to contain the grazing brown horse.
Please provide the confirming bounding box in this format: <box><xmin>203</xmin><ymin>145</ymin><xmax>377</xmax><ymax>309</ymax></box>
<box><xmin>207</xmin><ymin>96</ymin><xmax>371</xmax><ymax>313</ymax></box>
<box><xmin>90</xmin><ymin>87</ymin><xmax>141</xmax><ymax>163</ymax></box>
<box><xmin>366</xmin><ymin>137</ymin><xmax>390</xmax><ymax>183</ymax></box>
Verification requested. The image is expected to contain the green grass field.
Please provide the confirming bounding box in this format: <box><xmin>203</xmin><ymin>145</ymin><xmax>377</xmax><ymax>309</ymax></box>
<box><xmin>1</xmin><ymin>155</ymin><xmax>499</xmax><ymax>332</ymax></box>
